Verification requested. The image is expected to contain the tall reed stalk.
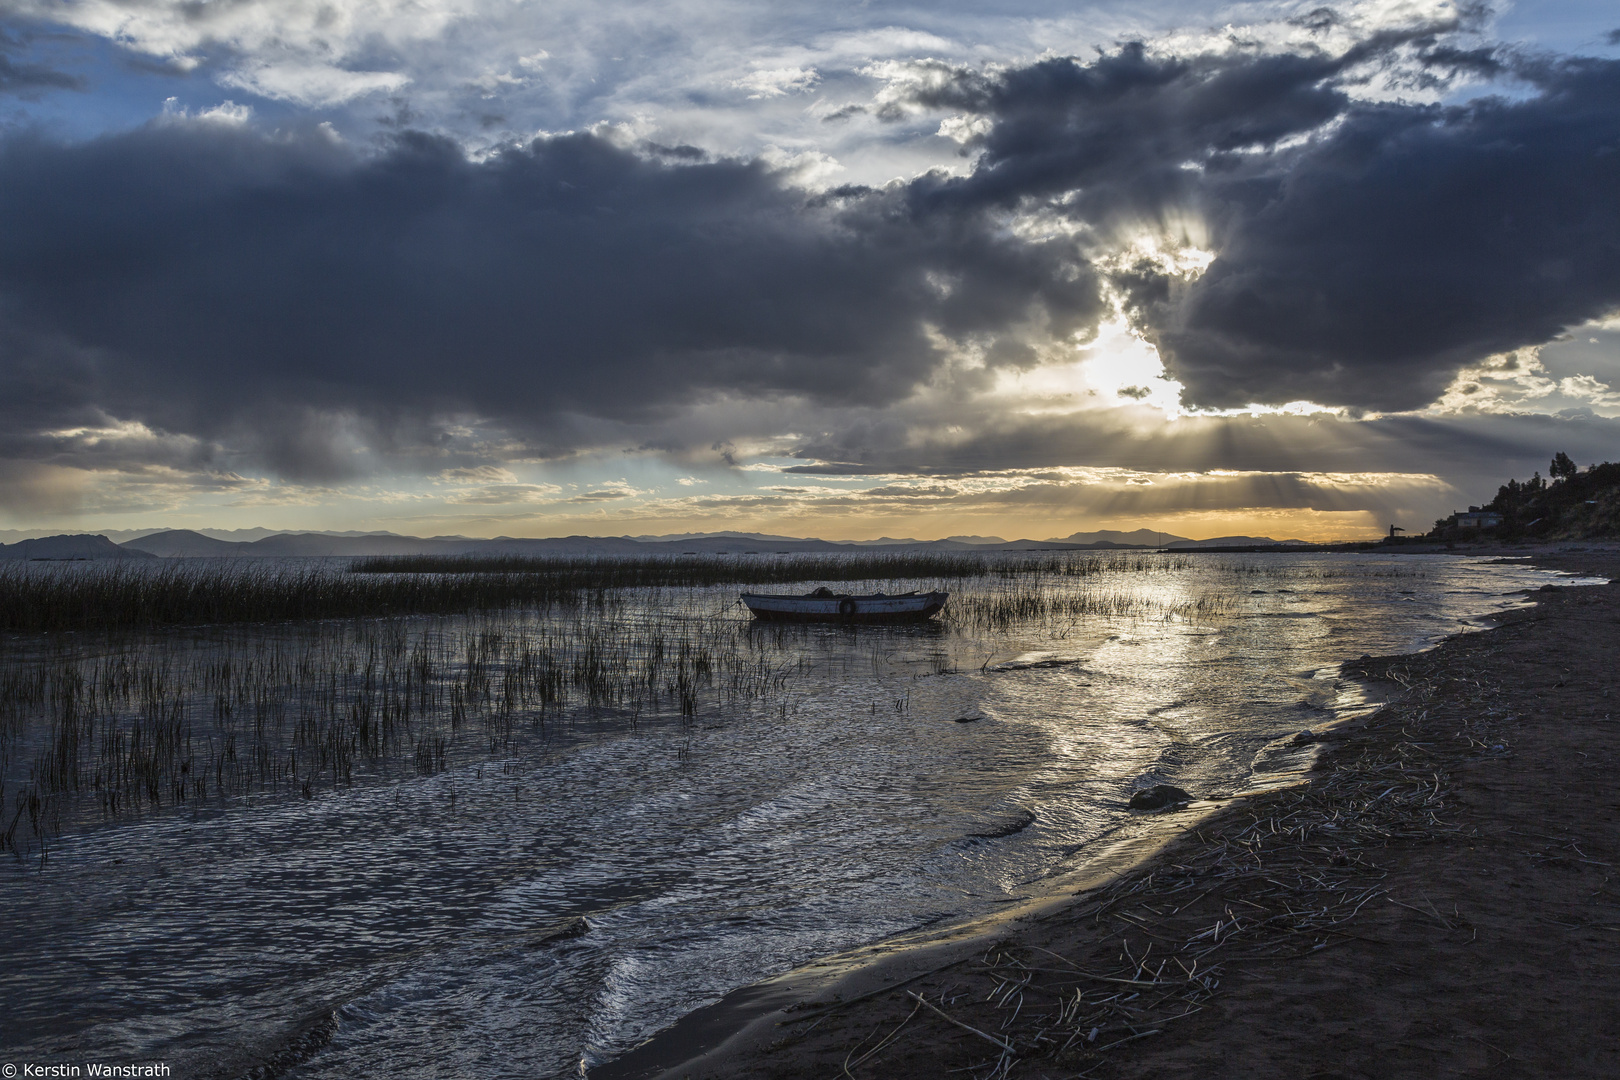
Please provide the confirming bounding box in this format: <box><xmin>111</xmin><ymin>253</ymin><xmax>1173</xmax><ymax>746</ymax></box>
<box><xmin>0</xmin><ymin>606</ymin><xmax>796</xmax><ymax>855</ymax></box>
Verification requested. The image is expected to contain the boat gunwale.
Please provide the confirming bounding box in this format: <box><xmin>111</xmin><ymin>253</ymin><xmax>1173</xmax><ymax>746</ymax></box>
<box><xmin>739</xmin><ymin>590</ymin><xmax>948</xmax><ymax>622</ymax></box>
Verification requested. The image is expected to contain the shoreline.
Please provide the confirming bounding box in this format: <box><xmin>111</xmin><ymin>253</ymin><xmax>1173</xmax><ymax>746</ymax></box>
<box><xmin>592</xmin><ymin>543</ymin><xmax>1620</xmax><ymax>1080</ymax></box>
<box><xmin>591</xmin><ymin>805</ymin><xmax>1248</xmax><ymax>1080</ymax></box>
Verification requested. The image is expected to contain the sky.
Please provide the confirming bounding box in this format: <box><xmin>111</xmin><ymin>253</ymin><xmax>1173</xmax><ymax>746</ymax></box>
<box><xmin>1</xmin><ymin>0</ymin><xmax>1618</xmax><ymax>543</ymax></box>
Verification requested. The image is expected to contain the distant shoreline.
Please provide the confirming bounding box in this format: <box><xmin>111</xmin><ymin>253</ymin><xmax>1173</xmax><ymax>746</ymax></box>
<box><xmin>1</xmin><ymin>529</ymin><xmax>1389</xmax><ymax>560</ymax></box>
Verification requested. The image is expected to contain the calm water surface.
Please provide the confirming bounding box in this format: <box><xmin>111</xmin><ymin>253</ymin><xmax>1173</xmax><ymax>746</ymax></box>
<box><xmin>0</xmin><ymin>554</ymin><xmax>1584</xmax><ymax>1077</ymax></box>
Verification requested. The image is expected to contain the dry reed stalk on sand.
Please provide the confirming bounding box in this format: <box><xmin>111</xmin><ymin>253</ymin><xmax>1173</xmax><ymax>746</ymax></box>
<box><xmin>793</xmin><ymin>649</ymin><xmax>1510</xmax><ymax>1079</ymax></box>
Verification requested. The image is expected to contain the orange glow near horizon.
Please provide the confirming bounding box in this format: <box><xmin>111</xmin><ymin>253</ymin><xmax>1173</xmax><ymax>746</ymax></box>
<box><xmin>354</xmin><ymin>505</ymin><xmax>1394</xmax><ymax>545</ymax></box>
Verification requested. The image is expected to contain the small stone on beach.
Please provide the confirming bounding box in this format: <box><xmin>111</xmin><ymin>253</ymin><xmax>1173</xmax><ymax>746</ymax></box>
<box><xmin>1129</xmin><ymin>784</ymin><xmax>1193</xmax><ymax>811</ymax></box>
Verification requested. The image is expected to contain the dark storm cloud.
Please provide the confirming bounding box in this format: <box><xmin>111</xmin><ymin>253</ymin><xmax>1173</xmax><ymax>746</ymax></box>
<box><xmin>898</xmin><ymin>32</ymin><xmax>1620</xmax><ymax>411</ymax></box>
<box><xmin>4</xmin><ymin>20</ymin><xmax>1620</xmax><ymax>494</ymax></box>
<box><xmin>0</xmin><ymin>25</ymin><xmax>84</xmax><ymax>95</ymax></box>
<box><xmin>0</xmin><ymin>122</ymin><xmax>1100</xmax><ymax>480</ymax></box>
<box><xmin>1159</xmin><ymin>57</ymin><xmax>1620</xmax><ymax>409</ymax></box>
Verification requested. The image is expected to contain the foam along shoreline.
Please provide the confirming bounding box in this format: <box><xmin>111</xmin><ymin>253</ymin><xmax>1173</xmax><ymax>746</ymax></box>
<box><xmin>589</xmin><ymin>796</ymin><xmax>1252</xmax><ymax>1080</ymax></box>
<box><xmin>591</xmin><ymin>545</ymin><xmax>1620</xmax><ymax>1080</ymax></box>
<box><xmin>590</xmin><ymin>648</ymin><xmax>1393</xmax><ymax>1079</ymax></box>
<box><xmin>592</xmin><ymin>732</ymin><xmax>1382</xmax><ymax>1080</ymax></box>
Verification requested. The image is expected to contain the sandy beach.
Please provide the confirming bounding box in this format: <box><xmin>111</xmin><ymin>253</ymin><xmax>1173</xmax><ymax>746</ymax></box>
<box><xmin>598</xmin><ymin>546</ymin><xmax>1620</xmax><ymax>1080</ymax></box>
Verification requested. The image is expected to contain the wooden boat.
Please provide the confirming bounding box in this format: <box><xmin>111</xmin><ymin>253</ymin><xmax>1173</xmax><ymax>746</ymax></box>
<box><xmin>740</xmin><ymin>586</ymin><xmax>948</xmax><ymax>623</ymax></box>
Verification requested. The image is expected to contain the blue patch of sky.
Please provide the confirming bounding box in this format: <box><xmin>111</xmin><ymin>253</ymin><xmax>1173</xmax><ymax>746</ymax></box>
<box><xmin>9</xmin><ymin>4</ymin><xmax>1611</xmax><ymax>150</ymax></box>
<box><xmin>0</xmin><ymin>28</ymin><xmax>304</xmax><ymax>140</ymax></box>
<box><xmin>1491</xmin><ymin>0</ymin><xmax>1620</xmax><ymax>54</ymax></box>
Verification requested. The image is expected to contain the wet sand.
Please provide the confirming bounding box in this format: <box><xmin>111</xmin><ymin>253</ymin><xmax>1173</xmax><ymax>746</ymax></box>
<box><xmin>596</xmin><ymin>545</ymin><xmax>1620</xmax><ymax>1080</ymax></box>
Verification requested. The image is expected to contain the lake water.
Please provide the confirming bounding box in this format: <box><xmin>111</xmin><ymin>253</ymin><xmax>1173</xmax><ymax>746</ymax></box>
<box><xmin>0</xmin><ymin>554</ymin><xmax>1584</xmax><ymax>1078</ymax></box>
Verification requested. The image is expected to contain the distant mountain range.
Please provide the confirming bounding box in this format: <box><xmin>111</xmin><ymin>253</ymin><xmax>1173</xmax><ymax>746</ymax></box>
<box><xmin>110</xmin><ymin>529</ymin><xmax>1193</xmax><ymax>558</ymax></box>
<box><xmin>0</xmin><ymin>526</ymin><xmax>1320</xmax><ymax>560</ymax></box>
<box><xmin>1165</xmin><ymin>534</ymin><xmax>1311</xmax><ymax>549</ymax></box>
<box><xmin>1051</xmin><ymin>528</ymin><xmax>1185</xmax><ymax>546</ymax></box>
<box><xmin>0</xmin><ymin>526</ymin><xmax>443</xmax><ymax>545</ymax></box>
<box><xmin>0</xmin><ymin>534</ymin><xmax>158</xmax><ymax>560</ymax></box>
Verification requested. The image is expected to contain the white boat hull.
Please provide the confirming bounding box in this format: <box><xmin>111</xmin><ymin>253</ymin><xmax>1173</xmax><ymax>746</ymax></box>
<box><xmin>740</xmin><ymin>590</ymin><xmax>948</xmax><ymax>623</ymax></box>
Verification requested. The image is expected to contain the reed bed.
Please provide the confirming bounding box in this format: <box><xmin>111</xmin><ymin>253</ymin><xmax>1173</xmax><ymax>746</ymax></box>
<box><xmin>1219</xmin><ymin>559</ymin><xmax>1422</xmax><ymax>580</ymax></box>
<box><xmin>0</xmin><ymin>551</ymin><xmax>1323</xmax><ymax>860</ymax></box>
<box><xmin>996</xmin><ymin>553</ymin><xmax>1195</xmax><ymax>578</ymax></box>
<box><xmin>0</xmin><ymin>607</ymin><xmax>797</xmax><ymax>856</ymax></box>
<box><xmin>0</xmin><ymin>561</ymin><xmax>606</xmax><ymax>633</ymax></box>
<box><xmin>350</xmin><ymin>551</ymin><xmax>991</xmax><ymax>584</ymax></box>
<box><xmin>349</xmin><ymin>551</ymin><xmax>1196</xmax><ymax>581</ymax></box>
<box><xmin>0</xmin><ymin>551</ymin><xmax>1215</xmax><ymax>632</ymax></box>
<box><xmin>945</xmin><ymin>581</ymin><xmax>1228</xmax><ymax>631</ymax></box>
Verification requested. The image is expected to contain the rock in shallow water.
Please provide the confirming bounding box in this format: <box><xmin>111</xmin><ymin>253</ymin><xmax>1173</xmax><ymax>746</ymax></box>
<box><xmin>1129</xmin><ymin>784</ymin><xmax>1193</xmax><ymax>811</ymax></box>
<box><xmin>970</xmin><ymin>808</ymin><xmax>1037</xmax><ymax>839</ymax></box>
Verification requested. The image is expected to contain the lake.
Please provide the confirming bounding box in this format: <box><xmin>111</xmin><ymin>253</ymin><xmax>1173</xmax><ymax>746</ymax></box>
<box><xmin>0</xmin><ymin>552</ymin><xmax>1578</xmax><ymax>1078</ymax></box>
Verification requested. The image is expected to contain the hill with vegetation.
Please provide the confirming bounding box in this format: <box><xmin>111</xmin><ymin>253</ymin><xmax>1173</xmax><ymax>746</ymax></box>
<box><xmin>1430</xmin><ymin>454</ymin><xmax>1620</xmax><ymax>540</ymax></box>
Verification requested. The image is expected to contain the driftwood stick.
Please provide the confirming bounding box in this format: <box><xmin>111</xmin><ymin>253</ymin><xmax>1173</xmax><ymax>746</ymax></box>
<box><xmin>781</xmin><ymin>959</ymin><xmax>966</xmax><ymax>1025</ymax></box>
<box><xmin>1094</xmin><ymin>1027</ymin><xmax>1163</xmax><ymax>1052</ymax></box>
<box><xmin>906</xmin><ymin>991</ymin><xmax>1017</xmax><ymax>1054</ymax></box>
<box><xmin>977</xmin><ymin>963</ymin><xmax>1199</xmax><ymax>988</ymax></box>
<box><xmin>844</xmin><ymin>998</ymin><xmax>923</xmax><ymax>1075</ymax></box>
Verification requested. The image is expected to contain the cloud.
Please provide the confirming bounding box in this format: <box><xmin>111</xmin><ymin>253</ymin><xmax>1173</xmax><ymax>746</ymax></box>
<box><xmin>3</xmin><ymin>12</ymin><xmax>1620</xmax><ymax>532</ymax></box>
<box><xmin>568</xmin><ymin>480</ymin><xmax>645</xmax><ymax>503</ymax></box>
<box><xmin>731</xmin><ymin>66</ymin><xmax>820</xmax><ymax>99</ymax></box>
<box><xmin>0</xmin><ymin>25</ymin><xmax>84</xmax><ymax>96</ymax></box>
<box><xmin>1557</xmin><ymin>374</ymin><xmax>1620</xmax><ymax>408</ymax></box>
<box><xmin>624</xmin><ymin>465</ymin><xmax>1457</xmax><ymax>533</ymax></box>
<box><xmin>218</xmin><ymin>63</ymin><xmax>411</xmax><ymax>106</ymax></box>
<box><xmin>0</xmin><ymin>117</ymin><xmax>1101</xmax><ymax>481</ymax></box>
<box><xmin>777</xmin><ymin>404</ymin><xmax>1620</xmax><ymax>503</ymax></box>
<box><xmin>1156</xmin><ymin>56</ymin><xmax>1620</xmax><ymax>410</ymax></box>
<box><xmin>446</xmin><ymin>482</ymin><xmax>563</xmax><ymax>504</ymax></box>
<box><xmin>439</xmin><ymin>465</ymin><xmax>519</xmax><ymax>483</ymax></box>
<box><xmin>7</xmin><ymin>0</ymin><xmax>476</xmax><ymax>69</ymax></box>
<box><xmin>888</xmin><ymin>32</ymin><xmax>1620</xmax><ymax>411</ymax></box>
<box><xmin>160</xmin><ymin>97</ymin><xmax>255</xmax><ymax>125</ymax></box>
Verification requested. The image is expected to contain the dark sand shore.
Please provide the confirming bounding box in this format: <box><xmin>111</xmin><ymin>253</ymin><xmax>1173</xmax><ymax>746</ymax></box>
<box><xmin>598</xmin><ymin>546</ymin><xmax>1620</xmax><ymax>1080</ymax></box>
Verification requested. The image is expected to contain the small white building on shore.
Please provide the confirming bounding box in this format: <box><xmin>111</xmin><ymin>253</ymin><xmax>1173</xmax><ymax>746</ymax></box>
<box><xmin>1451</xmin><ymin>509</ymin><xmax>1504</xmax><ymax>528</ymax></box>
